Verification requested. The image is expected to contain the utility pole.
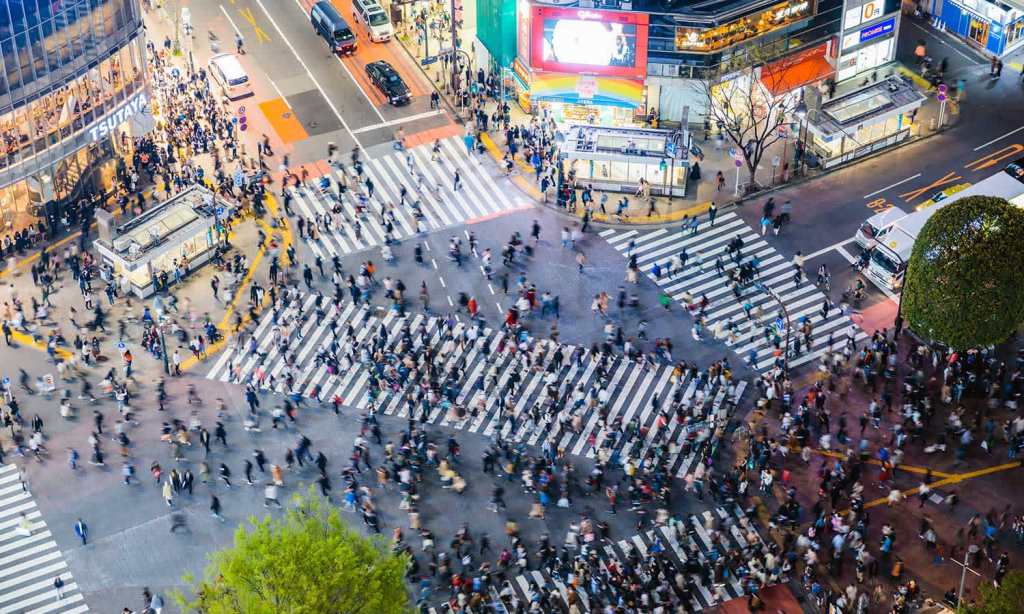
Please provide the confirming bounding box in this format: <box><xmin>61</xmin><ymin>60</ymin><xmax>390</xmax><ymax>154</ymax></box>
<box><xmin>449</xmin><ymin>0</ymin><xmax>459</xmax><ymax>95</ymax></box>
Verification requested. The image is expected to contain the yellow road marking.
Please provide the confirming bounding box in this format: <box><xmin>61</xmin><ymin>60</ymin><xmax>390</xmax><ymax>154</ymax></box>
<box><xmin>9</xmin><ymin>329</ymin><xmax>72</xmax><ymax>360</ymax></box>
<box><xmin>238</xmin><ymin>7</ymin><xmax>272</xmax><ymax>43</ymax></box>
<box><xmin>860</xmin><ymin>460</ymin><xmax>1022</xmax><ymax>510</ymax></box>
<box><xmin>180</xmin><ymin>194</ymin><xmax>293</xmax><ymax>372</ymax></box>
<box><xmin>810</xmin><ymin>447</ymin><xmax>954</xmax><ymax>478</ymax></box>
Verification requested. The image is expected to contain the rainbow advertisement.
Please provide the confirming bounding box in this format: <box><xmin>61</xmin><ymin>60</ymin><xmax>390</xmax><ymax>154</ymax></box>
<box><xmin>529</xmin><ymin>73</ymin><xmax>644</xmax><ymax>108</ymax></box>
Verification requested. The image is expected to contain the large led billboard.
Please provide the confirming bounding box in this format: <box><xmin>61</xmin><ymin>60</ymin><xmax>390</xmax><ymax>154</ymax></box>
<box><xmin>530</xmin><ymin>7</ymin><xmax>648</xmax><ymax>79</ymax></box>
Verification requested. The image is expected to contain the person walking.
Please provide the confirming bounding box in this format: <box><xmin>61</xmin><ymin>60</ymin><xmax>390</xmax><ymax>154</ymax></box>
<box><xmin>210</xmin><ymin>495</ymin><xmax>225</xmax><ymax>522</ymax></box>
<box><xmin>73</xmin><ymin>518</ymin><xmax>88</xmax><ymax>545</ymax></box>
<box><xmin>53</xmin><ymin>576</ymin><xmax>65</xmax><ymax>601</ymax></box>
<box><xmin>162</xmin><ymin>479</ymin><xmax>174</xmax><ymax>507</ymax></box>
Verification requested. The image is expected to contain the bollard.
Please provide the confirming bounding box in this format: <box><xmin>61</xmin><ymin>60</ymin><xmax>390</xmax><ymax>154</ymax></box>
<box><xmin>929</xmin><ymin>117</ymin><xmax>936</xmax><ymax>132</ymax></box>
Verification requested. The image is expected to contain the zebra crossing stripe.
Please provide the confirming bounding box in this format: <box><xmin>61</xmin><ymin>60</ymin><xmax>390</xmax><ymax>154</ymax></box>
<box><xmin>206</xmin><ymin>296</ymin><xmax>746</xmax><ymax>473</ymax></box>
<box><xmin>0</xmin><ymin>465</ymin><xmax>89</xmax><ymax>613</ymax></box>
<box><xmin>604</xmin><ymin>212</ymin><xmax>861</xmax><ymax>373</ymax></box>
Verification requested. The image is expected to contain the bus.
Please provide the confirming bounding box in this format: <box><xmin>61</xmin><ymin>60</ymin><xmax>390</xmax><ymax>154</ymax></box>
<box><xmin>863</xmin><ymin>157</ymin><xmax>1024</xmax><ymax>292</ymax></box>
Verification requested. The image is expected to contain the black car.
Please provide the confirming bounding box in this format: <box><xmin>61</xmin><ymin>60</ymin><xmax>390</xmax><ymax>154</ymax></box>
<box><xmin>366</xmin><ymin>60</ymin><xmax>410</xmax><ymax>106</ymax></box>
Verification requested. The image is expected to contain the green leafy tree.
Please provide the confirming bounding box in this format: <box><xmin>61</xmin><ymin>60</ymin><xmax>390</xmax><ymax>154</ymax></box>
<box><xmin>175</xmin><ymin>489</ymin><xmax>410</xmax><ymax>614</ymax></box>
<box><xmin>962</xmin><ymin>570</ymin><xmax>1024</xmax><ymax>613</ymax></box>
<box><xmin>902</xmin><ymin>195</ymin><xmax>1024</xmax><ymax>349</ymax></box>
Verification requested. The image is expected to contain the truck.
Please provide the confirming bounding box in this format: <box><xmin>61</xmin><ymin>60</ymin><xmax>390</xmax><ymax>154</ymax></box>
<box><xmin>862</xmin><ymin>156</ymin><xmax>1024</xmax><ymax>292</ymax></box>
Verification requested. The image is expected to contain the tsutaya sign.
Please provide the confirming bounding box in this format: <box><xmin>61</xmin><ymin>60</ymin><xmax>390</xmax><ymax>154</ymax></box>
<box><xmin>88</xmin><ymin>91</ymin><xmax>150</xmax><ymax>143</ymax></box>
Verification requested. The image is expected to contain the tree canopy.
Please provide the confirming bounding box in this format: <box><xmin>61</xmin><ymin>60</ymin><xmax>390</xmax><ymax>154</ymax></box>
<box><xmin>963</xmin><ymin>570</ymin><xmax>1024</xmax><ymax>614</ymax></box>
<box><xmin>175</xmin><ymin>490</ymin><xmax>409</xmax><ymax>614</ymax></box>
<box><xmin>902</xmin><ymin>195</ymin><xmax>1024</xmax><ymax>349</ymax></box>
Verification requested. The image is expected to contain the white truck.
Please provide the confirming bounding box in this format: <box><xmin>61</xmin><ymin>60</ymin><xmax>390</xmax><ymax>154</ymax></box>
<box><xmin>860</xmin><ymin>157</ymin><xmax>1024</xmax><ymax>292</ymax></box>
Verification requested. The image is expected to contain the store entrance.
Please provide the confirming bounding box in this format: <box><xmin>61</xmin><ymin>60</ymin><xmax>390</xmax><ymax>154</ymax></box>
<box><xmin>968</xmin><ymin>17</ymin><xmax>990</xmax><ymax>46</ymax></box>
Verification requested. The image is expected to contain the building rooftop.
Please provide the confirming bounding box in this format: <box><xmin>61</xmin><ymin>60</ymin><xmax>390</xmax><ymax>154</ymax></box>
<box><xmin>812</xmin><ymin>76</ymin><xmax>926</xmax><ymax>138</ymax></box>
<box><xmin>99</xmin><ymin>185</ymin><xmax>227</xmax><ymax>262</ymax></box>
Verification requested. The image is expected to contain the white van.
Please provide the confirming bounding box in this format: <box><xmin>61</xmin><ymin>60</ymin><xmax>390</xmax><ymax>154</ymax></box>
<box><xmin>352</xmin><ymin>0</ymin><xmax>393</xmax><ymax>42</ymax></box>
<box><xmin>208</xmin><ymin>53</ymin><xmax>253</xmax><ymax>100</ymax></box>
<box><xmin>854</xmin><ymin>207</ymin><xmax>906</xmax><ymax>251</ymax></box>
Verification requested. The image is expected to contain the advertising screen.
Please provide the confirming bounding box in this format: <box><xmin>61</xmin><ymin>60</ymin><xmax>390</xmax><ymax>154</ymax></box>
<box><xmin>530</xmin><ymin>7</ymin><xmax>648</xmax><ymax>78</ymax></box>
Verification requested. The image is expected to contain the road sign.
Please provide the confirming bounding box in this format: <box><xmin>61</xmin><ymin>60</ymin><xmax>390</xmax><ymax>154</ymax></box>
<box><xmin>1</xmin><ymin>376</ymin><xmax>9</xmax><ymax>387</ymax></box>
<box><xmin>938</xmin><ymin>83</ymin><xmax>947</xmax><ymax>94</ymax></box>
<box><xmin>238</xmin><ymin>105</ymin><xmax>246</xmax><ymax>115</ymax></box>
<box><xmin>728</xmin><ymin>147</ymin><xmax>737</xmax><ymax>158</ymax></box>
<box><xmin>772</xmin><ymin>155</ymin><xmax>781</xmax><ymax>167</ymax></box>
<box><xmin>215</xmin><ymin>205</ymin><xmax>226</xmax><ymax>218</ymax></box>
<box><xmin>116</xmin><ymin>342</ymin><xmax>126</xmax><ymax>351</ymax></box>
<box><xmin>778</xmin><ymin>125</ymin><xmax>787</xmax><ymax>138</ymax></box>
<box><xmin>233</xmin><ymin>169</ymin><xmax>244</xmax><ymax>188</ymax></box>
<box><xmin>937</xmin><ymin>92</ymin><xmax>947</xmax><ymax>102</ymax></box>
<box><xmin>735</xmin><ymin>158</ymin><xmax>743</xmax><ymax>167</ymax></box>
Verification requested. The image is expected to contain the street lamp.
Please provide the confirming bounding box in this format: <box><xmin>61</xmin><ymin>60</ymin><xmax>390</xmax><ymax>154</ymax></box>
<box><xmin>757</xmin><ymin>282</ymin><xmax>791</xmax><ymax>374</ymax></box>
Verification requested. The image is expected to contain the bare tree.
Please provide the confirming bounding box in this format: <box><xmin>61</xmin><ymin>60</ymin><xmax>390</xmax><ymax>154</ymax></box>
<box><xmin>694</xmin><ymin>55</ymin><xmax>808</xmax><ymax>191</ymax></box>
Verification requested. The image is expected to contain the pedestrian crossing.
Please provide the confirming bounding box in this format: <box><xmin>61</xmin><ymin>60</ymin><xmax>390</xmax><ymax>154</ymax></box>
<box><xmin>206</xmin><ymin>296</ymin><xmax>746</xmax><ymax>477</ymax></box>
<box><xmin>0</xmin><ymin>464</ymin><xmax>89</xmax><ymax>614</ymax></box>
<box><xmin>601</xmin><ymin>212</ymin><xmax>867</xmax><ymax>373</ymax></box>
<box><xmin>287</xmin><ymin>137</ymin><xmax>531</xmax><ymax>259</ymax></box>
<box><xmin>428</xmin><ymin>504</ymin><xmax>769</xmax><ymax>613</ymax></box>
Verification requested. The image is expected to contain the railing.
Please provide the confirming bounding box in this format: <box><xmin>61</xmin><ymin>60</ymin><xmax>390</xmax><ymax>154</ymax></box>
<box><xmin>821</xmin><ymin>128</ymin><xmax>911</xmax><ymax>169</ymax></box>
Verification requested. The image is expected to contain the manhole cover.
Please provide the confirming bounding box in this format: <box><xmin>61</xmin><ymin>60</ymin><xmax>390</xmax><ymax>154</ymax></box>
<box><xmin>309</xmin><ymin>120</ymin><xmax>319</xmax><ymax>129</ymax></box>
<box><xmin>282</xmin><ymin>112</ymin><xmax>292</xmax><ymax>119</ymax></box>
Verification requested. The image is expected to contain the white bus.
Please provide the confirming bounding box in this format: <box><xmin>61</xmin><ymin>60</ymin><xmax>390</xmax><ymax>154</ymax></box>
<box><xmin>863</xmin><ymin>157</ymin><xmax>1024</xmax><ymax>292</ymax></box>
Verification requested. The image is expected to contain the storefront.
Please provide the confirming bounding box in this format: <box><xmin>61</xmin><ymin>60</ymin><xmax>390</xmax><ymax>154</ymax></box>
<box><xmin>559</xmin><ymin>125</ymin><xmax>689</xmax><ymax>197</ymax></box>
<box><xmin>0</xmin><ymin>33</ymin><xmax>151</xmax><ymax>234</ymax></box>
<box><xmin>672</xmin><ymin>0</ymin><xmax>816</xmax><ymax>53</ymax></box>
<box><xmin>803</xmin><ymin>76</ymin><xmax>925</xmax><ymax>168</ymax></box>
<box><xmin>938</xmin><ymin>0</ymin><xmax>1024</xmax><ymax>56</ymax></box>
<box><xmin>93</xmin><ymin>185</ymin><xmax>232</xmax><ymax>298</ymax></box>
<box><xmin>512</xmin><ymin>5</ymin><xmax>650</xmax><ymax>125</ymax></box>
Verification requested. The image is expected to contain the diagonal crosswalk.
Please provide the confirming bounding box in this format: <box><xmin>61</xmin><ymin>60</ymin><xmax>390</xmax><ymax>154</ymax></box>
<box><xmin>287</xmin><ymin>137</ymin><xmax>531</xmax><ymax>259</ymax></box>
<box><xmin>601</xmin><ymin>212</ymin><xmax>867</xmax><ymax>373</ymax></box>
<box><xmin>206</xmin><ymin>294</ymin><xmax>746</xmax><ymax>476</ymax></box>
<box><xmin>0</xmin><ymin>464</ymin><xmax>89</xmax><ymax>614</ymax></box>
<box><xmin>427</xmin><ymin>504</ymin><xmax>770</xmax><ymax>613</ymax></box>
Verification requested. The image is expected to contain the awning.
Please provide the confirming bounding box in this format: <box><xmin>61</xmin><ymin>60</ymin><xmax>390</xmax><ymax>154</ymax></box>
<box><xmin>760</xmin><ymin>43</ymin><xmax>835</xmax><ymax>97</ymax></box>
<box><xmin>760</xmin><ymin>56</ymin><xmax>834</xmax><ymax>97</ymax></box>
<box><xmin>530</xmin><ymin>73</ymin><xmax>644</xmax><ymax>108</ymax></box>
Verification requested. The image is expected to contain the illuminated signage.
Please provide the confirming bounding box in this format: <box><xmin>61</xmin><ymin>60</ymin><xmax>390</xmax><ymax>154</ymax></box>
<box><xmin>673</xmin><ymin>0</ymin><xmax>815</xmax><ymax>53</ymax></box>
<box><xmin>88</xmin><ymin>91</ymin><xmax>149</xmax><ymax>142</ymax></box>
<box><xmin>859</xmin><ymin>16</ymin><xmax>895</xmax><ymax>43</ymax></box>
<box><xmin>862</xmin><ymin>1</ymin><xmax>882</xmax><ymax>21</ymax></box>
<box><xmin>531</xmin><ymin>6</ymin><xmax>648</xmax><ymax>79</ymax></box>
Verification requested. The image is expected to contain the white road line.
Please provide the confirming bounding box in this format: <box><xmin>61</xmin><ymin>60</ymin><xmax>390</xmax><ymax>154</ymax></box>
<box><xmin>266</xmin><ymin>77</ymin><xmax>289</xmax><ymax>105</ymax></box>
<box><xmin>973</xmin><ymin>125</ymin><xmax>1024</xmax><ymax>151</ymax></box>
<box><xmin>835</xmin><ymin>244</ymin><xmax>858</xmax><ymax>264</ymax></box>
<box><xmin>352</xmin><ymin>109</ymin><xmax>447</xmax><ymax>134</ymax></box>
<box><xmin>218</xmin><ymin>5</ymin><xmax>243</xmax><ymax>37</ymax></box>
<box><xmin>804</xmin><ymin>238</ymin><xmax>856</xmax><ymax>261</ymax></box>
<box><xmin>254</xmin><ymin>0</ymin><xmax>363</xmax><ymax>149</ymax></box>
<box><xmin>863</xmin><ymin>173</ymin><xmax>921</xmax><ymax>199</ymax></box>
<box><xmin>910</xmin><ymin>21</ymin><xmax>978</xmax><ymax>63</ymax></box>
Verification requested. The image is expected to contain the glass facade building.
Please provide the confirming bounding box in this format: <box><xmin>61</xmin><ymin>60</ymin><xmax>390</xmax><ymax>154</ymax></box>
<box><xmin>0</xmin><ymin>0</ymin><xmax>148</xmax><ymax>234</ymax></box>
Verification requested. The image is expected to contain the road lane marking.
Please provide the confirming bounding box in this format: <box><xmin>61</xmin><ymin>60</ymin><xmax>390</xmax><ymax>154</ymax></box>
<box><xmin>219</xmin><ymin>4</ymin><xmax>243</xmax><ymax>37</ymax></box>
<box><xmin>351</xmin><ymin>109</ymin><xmax>447</xmax><ymax>133</ymax></box>
<box><xmin>803</xmin><ymin>238</ymin><xmax>856</xmax><ymax>262</ymax></box>
<box><xmin>909</xmin><ymin>21</ymin><xmax>977</xmax><ymax>63</ymax></box>
<box><xmin>283</xmin><ymin>0</ymin><xmax>387</xmax><ymax>125</ymax></box>
<box><xmin>238</xmin><ymin>7</ymin><xmax>272</xmax><ymax>43</ymax></box>
<box><xmin>974</xmin><ymin>125</ymin><xmax>1024</xmax><ymax>151</ymax></box>
<box><xmin>253</xmin><ymin>0</ymin><xmax>363</xmax><ymax>149</ymax></box>
<box><xmin>863</xmin><ymin>174</ymin><xmax>920</xmax><ymax>199</ymax></box>
<box><xmin>898</xmin><ymin>171</ymin><xmax>962</xmax><ymax>202</ymax></box>
<box><xmin>965</xmin><ymin>143</ymin><xmax>1024</xmax><ymax>170</ymax></box>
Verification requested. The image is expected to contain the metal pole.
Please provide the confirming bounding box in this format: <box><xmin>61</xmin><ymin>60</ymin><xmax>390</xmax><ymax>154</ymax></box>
<box><xmin>957</xmin><ymin>549</ymin><xmax>969</xmax><ymax>607</ymax></box>
<box><xmin>938</xmin><ymin>98</ymin><xmax>947</xmax><ymax>127</ymax></box>
<box><xmin>160</xmin><ymin>327</ymin><xmax>170</xmax><ymax>375</ymax></box>
<box><xmin>450</xmin><ymin>0</ymin><xmax>458</xmax><ymax>94</ymax></box>
<box><xmin>733</xmin><ymin>163</ymin><xmax>740</xmax><ymax>196</ymax></box>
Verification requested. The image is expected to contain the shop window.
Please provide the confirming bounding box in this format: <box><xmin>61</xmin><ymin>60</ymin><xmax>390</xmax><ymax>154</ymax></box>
<box><xmin>1006</xmin><ymin>19</ymin><xmax>1024</xmax><ymax>45</ymax></box>
<box><xmin>968</xmin><ymin>18</ymin><xmax>990</xmax><ymax>46</ymax></box>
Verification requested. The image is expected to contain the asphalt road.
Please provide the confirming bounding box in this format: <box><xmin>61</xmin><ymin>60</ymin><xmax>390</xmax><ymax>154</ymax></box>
<box><xmin>185</xmin><ymin>0</ymin><xmax>454</xmax><ymax>161</ymax></box>
<box><xmin>734</xmin><ymin>15</ymin><xmax>1024</xmax><ymax>329</ymax></box>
